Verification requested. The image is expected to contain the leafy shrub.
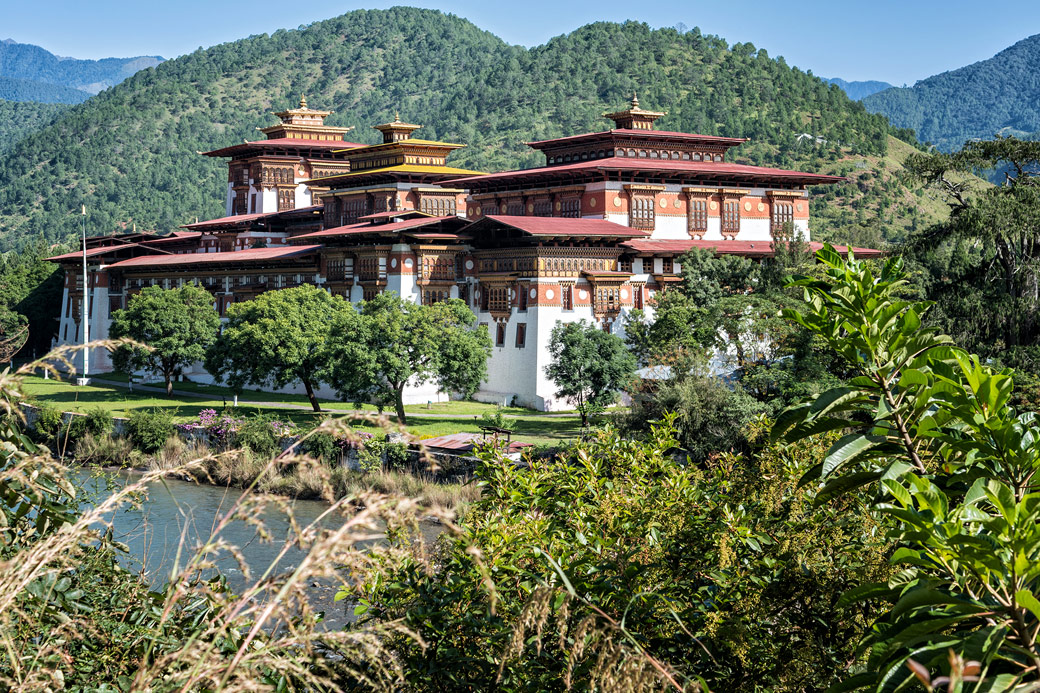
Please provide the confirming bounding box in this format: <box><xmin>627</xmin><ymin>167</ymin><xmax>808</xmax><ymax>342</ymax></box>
<box><xmin>479</xmin><ymin>411</ymin><xmax>505</xmax><ymax>429</ymax></box>
<box><xmin>125</xmin><ymin>408</ymin><xmax>173</xmax><ymax>453</ymax></box>
<box><xmin>83</xmin><ymin>407</ymin><xmax>113</xmax><ymax>437</ymax></box>
<box><xmin>620</xmin><ymin>371</ymin><xmax>767</xmax><ymax>462</ymax></box>
<box><xmin>357</xmin><ymin>418</ymin><xmax>888</xmax><ymax>690</ymax></box>
<box><xmin>301</xmin><ymin>430</ymin><xmax>339</xmax><ymax>465</ymax></box>
<box><xmin>358</xmin><ymin>438</ymin><xmax>411</xmax><ymax>472</ymax></box>
<box><xmin>383</xmin><ymin>441</ymin><xmax>409</xmax><ymax>469</ymax></box>
<box><xmin>32</xmin><ymin>403</ymin><xmax>64</xmax><ymax>442</ymax></box>
<box><xmin>235</xmin><ymin>413</ymin><xmax>282</xmax><ymax>459</ymax></box>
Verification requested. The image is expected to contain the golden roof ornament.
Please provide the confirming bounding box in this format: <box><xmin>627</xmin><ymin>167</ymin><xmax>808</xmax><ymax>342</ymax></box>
<box><xmin>299</xmin><ymin>94</ymin><xmax>308</xmax><ymax>109</ymax></box>
<box><xmin>373</xmin><ymin>112</ymin><xmax>422</xmax><ymax>143</ymax></box>
<box><xmin>602</xmin><ymin>93</ymin><xmax>666</xmax><ymax>131</ymax></box>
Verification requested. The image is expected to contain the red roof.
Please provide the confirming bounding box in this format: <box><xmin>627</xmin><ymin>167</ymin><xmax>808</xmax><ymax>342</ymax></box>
<box><xmin>106</xmin><ymin>245</ymin><xmax>322</xmax><ymax>269</ymax></box>
<box><xmin>292</xmin><ymin>216</ymin><xmax>458</xmax><ymax>240</ymax></box>
<box><xmin>621</xmin><ymin>239</ymin><xmax>883</xmax><ymax>258</ymax></box>
<box><xmin>445</xmin><ymin>156</ymin><xmax>844</xmax><ymax>187</ymax></box>
<box><xmin>476</xmin><ymin>215</ymin><xmax>650</xmax><ymax>238</ymax></box>
<box><xmin>203</xmin><ymin>138</ymin><xmax>365</xmax><ymax>157</ymax></box>
<box><xmin>182</xmin><ymin>206</ymin><xmax>322</xmax><ymax>230</ymax></box>
<box><xmin>47</xmin><ymin>245</ymin><xmax>136</xmax><ymax>262</ymax></box>
<box><xmin>525</xmin><ymin>128</ymin><xmax>747</xmax><ymax>148</ymax></box>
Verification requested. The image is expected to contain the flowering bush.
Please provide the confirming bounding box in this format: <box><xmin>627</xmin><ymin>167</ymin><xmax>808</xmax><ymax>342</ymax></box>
<box><xmin>178</xmin><ymin>409</ymin><xmax>298</xmax><ymax>453</ymax></box>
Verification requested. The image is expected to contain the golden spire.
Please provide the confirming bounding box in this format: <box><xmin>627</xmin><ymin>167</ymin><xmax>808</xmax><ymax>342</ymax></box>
<box><xmin>602</xmin><ymin>94</ymin><xmax>666</xmax><ymax>130</ymax></box>
<box><xmin>299</xmin><ymin>94</ymin><xmax>308</xmax><ymax>109</ymax></box>
<box><xmin>394</xmin><ymin>111</ymin><xmax>401</xmax><ymax>123</ymax></box>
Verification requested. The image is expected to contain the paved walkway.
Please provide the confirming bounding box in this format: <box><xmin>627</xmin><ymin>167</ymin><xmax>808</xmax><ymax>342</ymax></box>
<box><xmin>86</xmin><ymin>376</ymin><xmax>577</xmax><ymax>419</ymax></box>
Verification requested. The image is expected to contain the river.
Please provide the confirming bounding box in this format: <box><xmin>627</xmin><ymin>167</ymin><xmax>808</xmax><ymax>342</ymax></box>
<box><xmin>74</xmin><ymin>468</ymin><xmax>444</xmax><ymax>628</ymax></box>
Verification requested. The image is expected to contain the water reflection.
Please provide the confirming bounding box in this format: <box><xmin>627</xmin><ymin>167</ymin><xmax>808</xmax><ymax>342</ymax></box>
<box><xmin>73</xmin><ymin>468</ymin><xmax>443</xmax><ymax>629</ymax></box>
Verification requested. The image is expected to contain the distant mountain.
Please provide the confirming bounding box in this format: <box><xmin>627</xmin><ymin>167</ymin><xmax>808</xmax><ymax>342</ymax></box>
<box><xmin>863</xmin><ymin>34</ymin><xmax>1040</xmax><ymax>151</ymax></box>
<box><xmin>0</xmin><ymin>76</ymin><xmax>89</xmax><ymax>104</ymax></box>
<box><xmin>823</xmin><ymin>78</ymin><xmax>894</xmax><ymax>101</ymax></box>
<box><xmin>0</xmin><ymin>39</ymin><xmax>163</xmax><ymax>100</ymax></box>
<box><xmin>0</xmin><ymin>99</ymin><xmax>69</xmax><ymax>152</ymax></box>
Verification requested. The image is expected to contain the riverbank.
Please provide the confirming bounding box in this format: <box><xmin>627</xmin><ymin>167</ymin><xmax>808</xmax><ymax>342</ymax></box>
<box><xmin>74</xmin><ymin>431</ymin><xmax>482</xmax><ymax>512</ymax></box>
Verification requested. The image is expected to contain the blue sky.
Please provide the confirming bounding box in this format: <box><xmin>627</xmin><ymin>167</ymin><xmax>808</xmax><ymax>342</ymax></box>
<box><xmin>5</xmin><ymin>0</ymin><xmax>1039</xmax><ymax>85</ymax></box>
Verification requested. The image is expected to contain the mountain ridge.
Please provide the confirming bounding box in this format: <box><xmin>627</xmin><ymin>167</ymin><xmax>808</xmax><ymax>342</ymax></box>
<box><xmin>863</xmin><ymin>33</ymin><xmax>1040</xmax><ymax>150</ymax></box>
<box><xmin>0</xmin><ymin>39</ymin><xmax>163</xmax><ymax>97</ymax></box>
<box><xmin>823</xmin><ymin>77</ymin><xmax>894</xmax><ymax>101</ymax></box>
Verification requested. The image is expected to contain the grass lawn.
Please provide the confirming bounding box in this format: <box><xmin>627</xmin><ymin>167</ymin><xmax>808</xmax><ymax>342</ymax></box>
<box><xmin>19</xmin><ymin>375</ymin><xmax>586</xmax><ymax>446</ymax></box>
<box><xmin>88</xmin><ymin>374</ymin><xmax>573</xmax><ymax>417</ymax></box>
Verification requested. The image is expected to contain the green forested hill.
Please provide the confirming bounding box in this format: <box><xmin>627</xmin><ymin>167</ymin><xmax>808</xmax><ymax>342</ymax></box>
<box><xmin>0</xmin><ymin>100</ymin><xmax>69</xmax><ymax>153</ymax></box>
<box><xmin>863</xmin><ymin>34</ymin><xmax>1040</xmax><ymax>151</ymax></box>
<box><xmin>0</xmin><ymin>76</ymin><xmax>89</xmax><ymax>104</ymax></box>
<box><xmin>0</xmin><ymin>7</ymin><xmax>905</xmax><ymax>251</ymax></box>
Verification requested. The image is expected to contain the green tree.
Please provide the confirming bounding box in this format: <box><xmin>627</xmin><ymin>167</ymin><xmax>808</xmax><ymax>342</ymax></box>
<box><xmin>109</xmin><ymin>283</ymin><xmax>220</xmax><ymax>396</ymax></box>
<box><xmin>905</xmin><ymin>136</ymin><xmax>1040</xmax><ymax>354</ymax></box>
<box><xmin>205</xmin><ymin>284</ymin><xmax>349</xmax><ymax>412</ymax></box>
<box><xmin>328</xmin><ymin>293</ymin><xmax>490</xmax><ymax>424</ymax></box>
<box><xmin>0</xmin><ymin>304</ymin><xmax>27</xmax><ymax>362</ymax></box>
<box><xmin>545</xmin><ymin>320</ymin><xmax>636</xmax><ymax>426</ymax></box>
<box><xmin>775</xmin><ymin>244</ymin><xmax>1040</xmax><ymax>690</ymax></box>
<box><xmin>0</xmin><ymin>243</ymin><xmax>63</xmax><ymax>357</ymax></box>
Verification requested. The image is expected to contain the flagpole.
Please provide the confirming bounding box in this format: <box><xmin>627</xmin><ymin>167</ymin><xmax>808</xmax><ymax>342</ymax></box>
<box><xmin>77</xmin><ymin>205</ymin><xmax>90</xmax><ymax>386</ymax></box>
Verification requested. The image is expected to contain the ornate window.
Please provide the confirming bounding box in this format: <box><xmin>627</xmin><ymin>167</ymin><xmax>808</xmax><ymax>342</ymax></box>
<box><xmin>771</xmin><ymin>200</ymin><xmax>794</xmax><ymax>233</ymax></box>
<box><xmin>506</xmin><ymin>200</ymin><xmax>524</xmax><ymax>216</ymax></box>
<box><xmin>722</xmin><ymin>200</ymin><xmax>740</xmax><ymax>239</ymax></box>
<box><xmin>560</xmin><ymin>197</ymin><xmax>581</xmax><ymax>217</ymax></box>
<box><xmin>489</xmin><ymin>286</ymin><xmax>510</xmax><ymax>313</ymax></box>
<box><xmin>518</xmin><ymin>283</ymin><xmax>528</xmax><ymax>311</ymax></box>
<box><xmin>422</xmin><ymin>289</ymin><xmax>449</xmax><ymax>305</ymax></box>
<box><xmin>629</xmin><ymin>195</ymin><xmax>655</xmax><ymax>230</ymax></box>
<box><xmin>343</xmin><ymin>197</ymin><xmax>368</xmax><ymax>222</ymax></box>
<box><xmin>326</xmin><ymin>260</ymin><xmax>346</xmax><ymax>282</ymax></box>
<box><xmin>561</xmin><ymin>283</ymin><xmax>573</xmax><ymax>311</ymax></box>
<box><xmin>277</xmin><ymin>188</ymin><xmax>295</xmax><ymax>212</ymax></box>
<box><xmin>357</xmin><ymin>257</ymin><xmax>382</xmax><ymax>282</ymax></box>
<box><xmin>496</xmin><ymin>323</ymin><xmax>506</xmax><ymax>347</ymax></box>
<box><xmin>532</xmin><ymin>199</ymin><xmax>552</xmax><ymax>217</ymax></box>
<box><xmin>594</xmin><ymin>287</ymin><xmax>620</xmax><ymax>313</ymax></box>
<box><xmin>633</xmin><ymin>283</ymin><xmax>644</xmax><ymax>310</ymax></box>
<box><xmin>688</xmin><ymin>197</ymin><xmax>708</xmax><ymax>238</ymax></box>
<box><xmin>618</xmin><ymin>257</ymin><xmax>633</xmax><ymax>273</ymax></box>
<box><xmin>420</xmin><ymin>195</ymin><xmax>456</xmax><ymax>217</ymax></box>
<box><xmin>481</xmin><ymin>201</ymin><xmax>499</xmax><ymax>216</ymax></box>
<box><xmin>662</xmin><ymin>257</ymin><xmax>673</xmax><ymax>274</ymax></box>
<box><xmin>515</xmin><ymin>323</ymin><xmax>527</xmax><ymax>348</ymax></box>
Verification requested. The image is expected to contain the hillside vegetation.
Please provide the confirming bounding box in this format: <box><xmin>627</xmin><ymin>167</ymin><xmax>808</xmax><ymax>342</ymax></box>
<box><xmin>0</xmin><ymin>100</ymin><xmax>69</xmax><ymax>153</ymax></box>
<box><xmin>0</xmin><ymin>8</ymin><xmax>916</xmax><ymax>251</ymax></box>
<box><xmin>0</xmin><ymin>76</ymin><xmax>88</xmax><ymax>104</ymax></box>
<box><xmin>864</xmin><ymin>33</ymin><xmax>1040</xmax><ymax>151</ymax></box>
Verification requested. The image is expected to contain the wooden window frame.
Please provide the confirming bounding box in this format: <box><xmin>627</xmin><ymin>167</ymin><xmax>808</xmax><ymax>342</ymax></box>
<box><xmin>722</xmin><ymin>200</ymin><xmax>741</xmax><ymax>239</ymax></box>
